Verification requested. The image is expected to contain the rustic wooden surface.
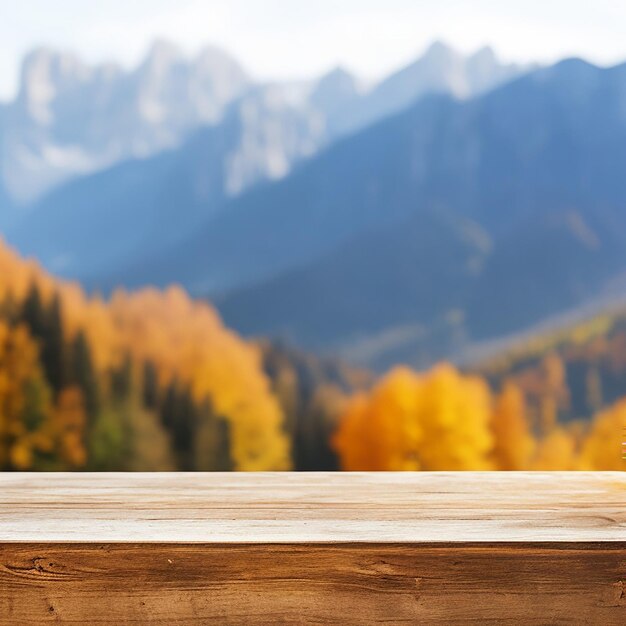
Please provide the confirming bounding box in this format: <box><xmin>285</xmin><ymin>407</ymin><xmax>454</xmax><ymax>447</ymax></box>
<box><xmin>1</xmin><ymin>472</ymin><xmax>625</xmax><ymax>543</ymax></box>
<box><xmin>1</xmin><ymin>472</ymin><xmax>625</xmax><ymax>624</ymax></box>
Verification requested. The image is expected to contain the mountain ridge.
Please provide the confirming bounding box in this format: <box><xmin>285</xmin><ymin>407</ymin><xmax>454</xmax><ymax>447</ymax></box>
<box><xmin>2</xmin><ymin>40</ymin><xmax>251</xmax><ymax>202</ymax></box>
<box><xmin>1</xmin><ymin>40</ymin><xmax>528</xmax><ymax>204</ymax></box>
<box><xmin>186</xmin><ymin>57</ymin><xmax>626</xmax><ymax>367</ymax></box>
<box><xmin>110</xmin><ymin>56</ymin><xmax>622</xmax><ymax>296</ymax></box>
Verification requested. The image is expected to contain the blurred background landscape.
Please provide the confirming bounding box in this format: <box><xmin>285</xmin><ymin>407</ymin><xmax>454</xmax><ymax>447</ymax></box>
<box><xmin>0</xmin><ymin>0</ymin><xmax>625</xmax><ymax>471</ymax></box>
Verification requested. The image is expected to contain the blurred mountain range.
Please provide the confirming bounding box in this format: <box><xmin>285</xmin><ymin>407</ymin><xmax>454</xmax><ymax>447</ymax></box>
<box><xmin>9</xmin><ymin>41</ymin><xmax>626</xmax><ymax>370</ymax></box>
<box><xmin>0</xmin><ymin>40</ymin><xmax>248</xmax><ymax>203</ymax></box>
<box><xmin>104</xmin><ymin>58</ymin><xmax>626</xmax><ymax>369</ymax></box>
<box><xmin>0</xmin><ymin>40</ymin><xmax>524</xmax><ymax>207</ymax></box>
<box><xmin>2</xmin><ymin>41</ymin><xmax>527</xmax><ymax>274</ymax></box>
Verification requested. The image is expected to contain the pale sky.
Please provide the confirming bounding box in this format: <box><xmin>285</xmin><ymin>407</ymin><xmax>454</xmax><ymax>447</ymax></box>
<box><xmin>1</xmin><ymin>0</ymin><xmax>625</xmax><ymax>100</ymax></box>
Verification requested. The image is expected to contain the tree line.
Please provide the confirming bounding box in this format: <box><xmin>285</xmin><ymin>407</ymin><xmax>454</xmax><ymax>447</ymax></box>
<box><xmin>1</xmin><ymin>238</ymin><xmax>624</xmax><ymax>472</ymax></box>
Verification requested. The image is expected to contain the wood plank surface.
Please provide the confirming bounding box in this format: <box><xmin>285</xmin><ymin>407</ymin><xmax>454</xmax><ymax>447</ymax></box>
<box><xmin>1</xmin><ymin>472</ymin><xmax>625</xmax><ymax>543</ymax></box>
<box><xmin>1</xmin><ymin>472</ymin><xmax>625</xmax><ymax>624</ymax></box>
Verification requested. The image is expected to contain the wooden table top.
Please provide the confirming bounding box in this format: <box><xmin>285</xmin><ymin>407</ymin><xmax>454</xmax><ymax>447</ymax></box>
<box><xmin>1</xmin><ymin>472</ymin><xmax>624</xmax><ymax>543</ymax></box>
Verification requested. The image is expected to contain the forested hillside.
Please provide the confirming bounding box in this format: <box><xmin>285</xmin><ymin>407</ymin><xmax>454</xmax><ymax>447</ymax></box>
<box><xmin>1</xmin><ymin>238</ymin><xmax>623</xmax><ymax>472</ymax></box>
<box><xmin>474</xmin><ymin>309</ymin><xmax>626</xmax><ymax>425</ymax></box>
<box><xmin>334</xmin><ymin>361</ymin><xmax>624</xmax><ymax>472</ymax></box>
<box><xmin>0</xmin><ymin>238</ymin><xmax>291</xmax><ymax>471</ymax></box>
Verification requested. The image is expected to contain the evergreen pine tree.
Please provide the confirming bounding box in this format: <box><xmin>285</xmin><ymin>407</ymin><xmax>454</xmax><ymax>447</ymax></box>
<box><xmin>21</xmin><ymin>282</ymin><xmax>45</xmax><ymax>338</ymax></box>
<box><xmin>159</xmin><ymin>380</ymin><xmax>198</xmax><ymax>470</ymax></box>
<box><xmin>71</xmin><ymin>330</ymin><xmax>100</xmax><ymax>422</ymax></box>
<box><xmin>41</xmin><ymin>293</ymin><xmax>67</xmax><ymax>394</ymax></box>
<box><xmin>0</xmin><ymin>290</ymin><xmax>19</xmax><ymax>325</ymax></box>
<box><xmin>142</xmin><ymin>360</ymin><xmax>159</xmax><ymax>410</ymax></box>
<box><xmin>110</xmin><ymin>353</ymin><xmax>133</xmax><ymax>401</ymax></box>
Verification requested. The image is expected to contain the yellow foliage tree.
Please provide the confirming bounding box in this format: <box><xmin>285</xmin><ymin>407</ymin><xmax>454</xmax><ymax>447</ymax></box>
<box><xmin>0</xmin><ymin>321</ymin><xmax>52</xmax><ymax>469</ymax></box>
<box><xmin>491</xmin><ymin>381</ymin><xmax>535</xmax><ymax>470</ymax></box>
<box><xmin>104</xmin><ymin>288</ymin><xmax>291</xmax><ymax>471</ymax></box>
<box><xmin>333</xmin><ymin>364</ymin><xmax>494</xmax><ymax>471</ymax></box>
<box><xmin>52</xmin><ymin>387</ymin><xmax>87</xmax><ymax>468</ymax></box>
<box><xmin>579</xmin><ymin>399</ymin><xmax>626</xmax><ymax>470</ymax></box>
<box><xmin>333</xmin><ymin>367</ymin><xmax>423</xmax><ymax>470</ymax></box>
<box><xmin>530</xmin><ymin>427</ymin><xmax>577</xmax><ymax>470</ymax></box>
<box><xmin>417</xmin><ymin>364</ymin><xmax>494</xmax><ymax>470</ymax></box>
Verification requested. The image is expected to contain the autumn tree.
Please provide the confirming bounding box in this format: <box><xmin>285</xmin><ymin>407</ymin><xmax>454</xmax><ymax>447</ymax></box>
<box><xmin>530</xmin><ymin>427</ymin><xmax>578</xmax><ymax>470</ymax></box>
<box><xmin>491</xmin><ymin>381</ymin><xmax>535</xmax><ymax>470</ymax></box>
<box><xmin>333</xmin><ymin>367</ymin><xmax>423</xmax><ymax>471</ymax></box>
<box><xmin>333</xmin><ymin>364</ymin><xmax>494</xmax><ymax>471</ymax></box>
<box><xmin>579</xmin><ymin>399</ymin><xmax>626</xmax><ymax>470</ymax></box>
<box><xmin>105</xmin><ymin>287</ymin><xmax>291</xmax><ymax>471</ymax></box>
<box><xmin>0</xmin><ymin>322</ymin><xmax>86</xmax><ymax>470</ymax></box>
<box><xmin>51</xmin><ymin>387</ymin><xmax>87</xmax><ymax>469</ymax></box>
<box><xmin>194</xmin><ymin>402</ymin><xmax>232</xmax><ymax>472</ymax></box>
<box><xmin>0</xmin><ymin>322</ymin><xmax>53</xmax><ymax>469</ymax></box>
<box><xmin>418</xmin><ymin>365</ymin><xmax>494</xmax><ymax>470</ymax></box>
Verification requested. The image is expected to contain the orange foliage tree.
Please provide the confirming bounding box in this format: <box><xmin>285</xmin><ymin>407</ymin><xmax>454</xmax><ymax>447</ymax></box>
<box><xmin>0</xmin><ymin>321</ymin><xmax>86</xmax><ymax>470</ymax></box>
<box><xmin>333</xmin><ymin>361</ymin><xmax>623</xmax><ymax>472</ymax></box>
<box><xmin>579</xmin><ymin>399</ymin><xmax>626</xmax><ymax>470</ymax></box>
<box><xmin>491</xmin><ymin>381</ymin><xmax>535</xmax><ymax>470</ymax></box>
<box><xmin>333</xmin><ymin>364</ymin><xmax>493</xmax><ymax>471</ymax></box>
<box><xmin>0</xmin><ymin>238</ymin><xmax>290</xmax><ymax>471</ymax></box>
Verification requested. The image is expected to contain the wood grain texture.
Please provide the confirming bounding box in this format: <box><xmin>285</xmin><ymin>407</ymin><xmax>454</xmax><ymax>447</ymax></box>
<box><xmin>1</xmin><ymin>472</ymin><xmax>625</xmax><ymax>624</ymax></box>
<box><xmin>1</xmin><ymin>543</ymin><xmax>624</xmax><ymax>625</ymax></box>
<box><xmin>1</xmin><ymin>472</ymin><xmax>625</xmax><ymax>542</ymax></box>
